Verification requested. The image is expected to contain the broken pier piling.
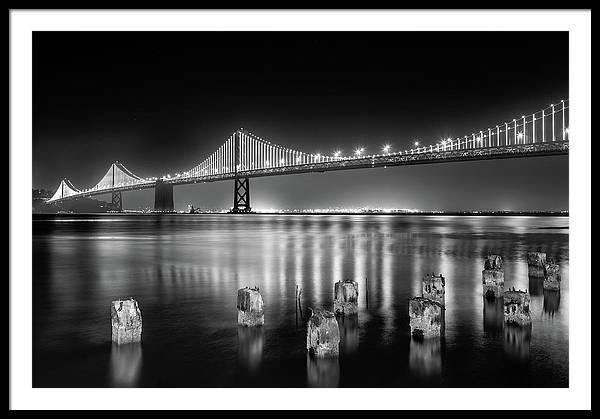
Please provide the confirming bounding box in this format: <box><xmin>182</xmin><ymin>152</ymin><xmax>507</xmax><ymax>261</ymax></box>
<box><xmin>306</xmin><ymin>309</ymin><xmax>340</xmax><ymax>358</ymax></box>
<box><xmin>334</xmin><ymin>279</ymin><xmax>359</xmax><ymax>315</ymax></box>
<box><xmin>482</xmin><ymin>254</ymin><xmax>504</xmax><ymax>299</ymax></box>
<box><xmin>543</xmin><ymin>262</ymin><xmax>561</xmax><ymax>291</ymax></box>
<box><xmin>422</xmin><ymin>273</ymin><xmax>445</xmax><ymax>306</ymax></box>
<box><xmin>237</xmin><ymin>286</ymin><xmax>265</xmax><ymax>327</ymax></box>
<box><xmin>111</xmin><ymin>298</ymin><xmax>142</xmax><ymax>345</ymax></box>
<box><xmin>409</xmin><ymin>296</ymin><xmax>446</xmax><ymax>338</ymax></box>
<box><xmin>503</xmin><ymin>288</ymin><xmax>531</xmax><ymax>326</ymax></box>
<box><xmin>527</xmin><ymin>251</ymin><xmax>547</xmax><ymax>278</ymax></box>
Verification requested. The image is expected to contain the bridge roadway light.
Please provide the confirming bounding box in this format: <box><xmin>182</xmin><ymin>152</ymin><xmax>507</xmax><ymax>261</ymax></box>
<box><xmin>354</xmin><ymin>147</ymin><xmax>364</xmax><ymax>157</ymax></box>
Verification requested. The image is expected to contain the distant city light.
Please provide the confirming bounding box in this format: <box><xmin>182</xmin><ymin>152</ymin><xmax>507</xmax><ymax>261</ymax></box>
<box><xmin>414</xmin><ymin>141</ymin><xmax>419</xmax><ymax>147</ymax></box>
<box><xmin>382</xmin><ymin>144</ymin><xmax>391</xmax><ymax>153</ymax></box>
<box><xmin>355</xmin><ymin>147</ymin><xmax>364</xmax><ymax>156</ymax></box>
<box><xmin>333</xmin><ymin>150</ymin><xmax>341</xmax><ymax>158</ymax></box>
<box><xmin>517</xmin><ymin>132</ymin><xmax>524</xmax><ymax>140</ymax></box>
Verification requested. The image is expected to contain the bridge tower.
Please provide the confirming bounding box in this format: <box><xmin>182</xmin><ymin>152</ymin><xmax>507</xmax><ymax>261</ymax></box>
<box><xmin>110</xmin><ymin>163</ymin><xmax>123</xmax><ymax>212</ymax></box>
<box><xmin>154</xmin><ymin>179</ymin><xmax>175</xmax><ymax>212</ymax></box>
<box><xmin>111</xmin><ymin>191</ymin><xmax>123</xmax><ymax>212</ymax></box>
<box><xmin>230</xmin><ymin>130</ymin><xmax>253</xmax><ymax>213</ymax></box>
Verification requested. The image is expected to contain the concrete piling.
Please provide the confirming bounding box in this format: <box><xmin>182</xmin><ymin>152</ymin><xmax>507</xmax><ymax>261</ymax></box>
<box><xmin>422</xmin><ymin>273</ymin><xmax>445</xmax><ymax>306</ymax></box>
<box><xmin>237</xmin><ymin>286</ymin><xmax>264</xmax><ymax>327</ymax></box>
<box><xmin>543</xmin><ymin>262</ymin><xmax>561</xmax><ymax>291</ymax></box>
<box><xmin>527</xmin><ymin>251</ymin><xmax>547</xmax><ymax>278</ymax></box>
<box><xmin>482</xmin><ymin>270</ymin><xmax>505</xmax><ymax>299</ymax></box>
<box><xmin>503</xmin><ymin>288</ymin><xmax>531</xmax><ymax>326</ymax></box>
<box><xmin>484</xmin><ymin>254</ymin><xmax>503</xmax><ymax>270</ymax></box>
<box><xmin>482</xmin><ymin>254</ymin><xmax>504</xmax><ymax>299</ymax></box>
<box><xmin>333</xmin><ymin>279</ymin><xmax>359</xmax><ymax>315</ymax></box>
<box><xmin>409</xmin><ymin>297</ymin><xmax>446</xmax><ymax>338</ymax></box>
<box><xmin>306</xmin><ymin>309</ymin><xmax>340</xmax><ymax>358</ymax></box>
<box><xmin>111</xmin><ymin>298</ymin><xmax>142</xmax><ymax>345</ymax></box>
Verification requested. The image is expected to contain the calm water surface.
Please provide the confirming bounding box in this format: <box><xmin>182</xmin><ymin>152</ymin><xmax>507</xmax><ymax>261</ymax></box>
<box><xmin>33</xmin><ymin>214</ymin><xmax>569</xmax><ymax>387</ymax></box>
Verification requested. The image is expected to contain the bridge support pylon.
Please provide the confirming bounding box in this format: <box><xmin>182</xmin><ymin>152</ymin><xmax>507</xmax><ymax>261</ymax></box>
<box><xmin>230</xmin><ymin>177</ymin><xmax>253</xmax><ymax>213</ymax></box>
<box><xmin>154</xmin><ymin>179</ymin><xmax>175</xmax><ymax>213</ymax></box>
<box><xmin>111</xmin><ymin>191</ymin><xmax>123</xmax><ymax>212</ymax></box>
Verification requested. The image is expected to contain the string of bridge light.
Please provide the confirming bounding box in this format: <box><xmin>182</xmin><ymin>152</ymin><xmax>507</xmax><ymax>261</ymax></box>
<box><xmin>426</xmin><ymin>100</ymin><xmax>569</xmax><ymax>154</ymax></box>
<box><xmin>242</xmin><ymin>99</ymin><xmax>569</xmax><ymax>161</ymax></box>
<box><xmin>76</xmin><ymin>99</ymin><xmax>569</xmax><ymax>186</ymax></box>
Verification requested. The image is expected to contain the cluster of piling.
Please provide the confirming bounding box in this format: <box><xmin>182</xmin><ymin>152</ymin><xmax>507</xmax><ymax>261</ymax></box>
<box><xmin>305</xmin><ymin>279</ymin><xmax>360</xmax><ymax>359</ymax></box>
<box><xmin>107</xmin><ymin>248</ymin><xmax>561</xmax><ymax>385</ymax></box>
<box><xmin>476</xmin><ymin>250</ymin><xmax>562</xmax><ymax>333</ymax></box>
<box><xmin>527</xmin><ymin>250</ymin><xmax>561</xmax><ymax>318</ymax></box>
<box><xmin>409</xmin><ymin>273</ymin><xmax>446</xmax><ymax>339</ymax></box>
<box><xmin>527</xmin><ymin>251</ymin><xmax>561</xmax><ymax>291</ymax></box>
<box><xmin>479</xmin><ymin>254</ymin><xmax>532</xmax><ymax>327</ymax></box>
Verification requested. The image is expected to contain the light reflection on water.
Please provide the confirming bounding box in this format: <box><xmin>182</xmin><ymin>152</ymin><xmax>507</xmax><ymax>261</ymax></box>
<box><xmin>109</xmin><ymin>342</ymin><xmax>143</xmax><ymax>387</ymax></box>
<box><xmin>33</xmin><ymin>214</ymin><xmax>568</xmax><ymax>387</ymax></box>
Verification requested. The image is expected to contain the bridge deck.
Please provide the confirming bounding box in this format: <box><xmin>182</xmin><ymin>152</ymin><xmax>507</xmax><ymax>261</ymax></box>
<box><xmin>49</xmin><ymin>141</ymin><xmax>568</xmax><ymax>202</ymax></box>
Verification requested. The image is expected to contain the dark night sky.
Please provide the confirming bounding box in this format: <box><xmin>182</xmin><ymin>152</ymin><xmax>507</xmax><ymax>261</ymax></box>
<box><xmin>33</xmin><ymin>31</ymin><xmax>568</xmax><ymax>211</ymax></box>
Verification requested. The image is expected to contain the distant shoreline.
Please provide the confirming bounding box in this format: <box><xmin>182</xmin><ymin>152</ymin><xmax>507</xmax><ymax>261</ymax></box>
<box><xmin>33</xmin><ymin>211</ymin><xmax>569</xmax><ymax>217</ymax></box>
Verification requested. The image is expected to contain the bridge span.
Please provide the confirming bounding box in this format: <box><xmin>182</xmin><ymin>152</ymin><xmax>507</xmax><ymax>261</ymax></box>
<box><xmin>47</xmin><ymin>100</ymin><xmax>569</xmax><ymax>213</ymax></box>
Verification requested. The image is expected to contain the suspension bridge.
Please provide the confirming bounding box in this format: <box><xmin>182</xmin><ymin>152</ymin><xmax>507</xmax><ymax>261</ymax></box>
<box><xmin>47</xmin><ymin>100</ymin><xmax>570</xmax><ymax>213</ymax></box>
